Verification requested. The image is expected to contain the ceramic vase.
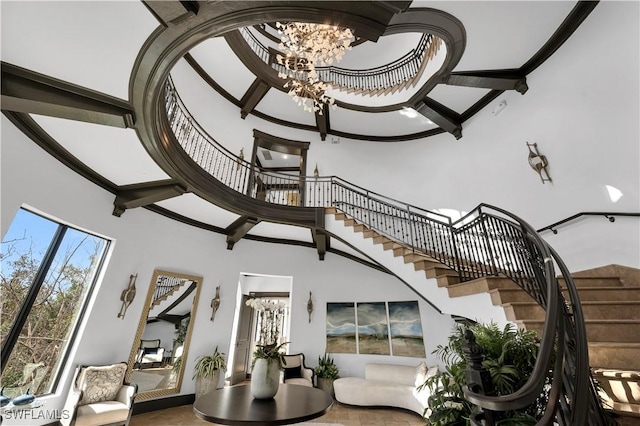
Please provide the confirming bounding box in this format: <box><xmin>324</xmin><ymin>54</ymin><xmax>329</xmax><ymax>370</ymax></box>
<box><xmin>250</xmin><ymin>358</ymin><xmax>280</xmax><ymax>399</ymax></box>
<box><xmin>195</xmin><ymin>370</ymin><xmax>221</xmax><ymax>400</ymax></box>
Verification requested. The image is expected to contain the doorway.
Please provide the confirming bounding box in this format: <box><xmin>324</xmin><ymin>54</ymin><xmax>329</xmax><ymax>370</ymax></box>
<box><xmin>227</xmin><ymin>273</ymin><xmax>292</xmax><ymax>385</ymax></box>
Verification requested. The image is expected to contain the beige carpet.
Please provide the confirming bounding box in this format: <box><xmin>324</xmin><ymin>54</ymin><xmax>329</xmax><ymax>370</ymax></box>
<box><xmin>131</xmin><ymin>371</ymin><xmax>166</xmax><ymax>392</ymax></box>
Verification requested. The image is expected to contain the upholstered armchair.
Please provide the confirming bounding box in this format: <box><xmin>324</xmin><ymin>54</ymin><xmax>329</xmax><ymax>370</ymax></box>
<box><xmin>61</xmin><ymin>362</ymin><xmax>137</xmax><ymax>426</ymax></box>
<box><xmin>135</xmin><ymin>339</ymin><xmax>165</xmax><ymax>368</ymax></box>
<box><xmin>281</xmin><ymin>353</ymin><xmax>314</xmax><ymax>387</ymax></box>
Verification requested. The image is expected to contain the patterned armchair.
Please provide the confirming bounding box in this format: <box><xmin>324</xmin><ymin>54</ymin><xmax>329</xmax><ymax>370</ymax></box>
<box><xmin>61</xmin><ymin>362</ymin><xmax>137</xmax><ymax>426</ymax></box>
<box><xmin>281</xmin><ymin>353</ymin><xmax>314</xmax><ymax>387</ymax></box>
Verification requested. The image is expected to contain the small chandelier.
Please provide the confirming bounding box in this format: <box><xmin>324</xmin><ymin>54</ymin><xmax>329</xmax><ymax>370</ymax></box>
<box><xmin>275</xmin><ymin>22</ymin><xmax>353</xmax><ymax>113</ymax></box>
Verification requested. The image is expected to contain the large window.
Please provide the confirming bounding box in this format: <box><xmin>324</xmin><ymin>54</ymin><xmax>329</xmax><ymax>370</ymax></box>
<box><xmin>1</xmin><ymin>208</ymin><xmax>110</xmax><ymax>397</ymax></box>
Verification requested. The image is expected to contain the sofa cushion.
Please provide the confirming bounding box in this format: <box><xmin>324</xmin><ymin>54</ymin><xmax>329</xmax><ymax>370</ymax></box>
<box><xmin>75</xmin><ymin>400</ymin><xmax>129</xmax><ymax>426</ymax></box>
<box><xmin>78</xmin><ymin>363</ymin><xmax>127</xmax><ymax>406</ymax></box>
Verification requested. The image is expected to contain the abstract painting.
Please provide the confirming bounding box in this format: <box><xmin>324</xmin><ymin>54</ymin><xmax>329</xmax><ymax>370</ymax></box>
<box><xmin>326</xmin><ymin>303</ymin><xmax>356</xmax><ymax>353</ymax></box>
<box><xmin>388</xmin><ymin>301</ymin><xmax>425</xmax><ymax>357</ymax></box>
<box><xmin>357</xmin><ymin>302</ymin><xmax>390</xmax><ymax>355</ymax></box>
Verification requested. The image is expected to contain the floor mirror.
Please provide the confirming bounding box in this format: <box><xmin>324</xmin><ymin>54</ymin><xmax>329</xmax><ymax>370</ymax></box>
<box><xmin>125</xmin><ymin>269</ymin><xmax>202</xmax><ymax>401</ymax></box>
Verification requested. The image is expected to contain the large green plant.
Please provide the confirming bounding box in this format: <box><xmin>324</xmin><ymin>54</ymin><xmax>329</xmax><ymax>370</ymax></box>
<box><xmin>315</xmin><ymin>354</ymin><xmax>339</xmax><ymax>380</ymax></box>
<box><xmin>420</xmin><ymin>322</ymin><xmax>548</xmax><ymax>426</ymax></box>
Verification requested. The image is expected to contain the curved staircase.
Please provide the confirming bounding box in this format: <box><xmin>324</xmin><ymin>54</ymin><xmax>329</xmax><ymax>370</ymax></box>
<box><xmin>329</xmin><ymin>208</ymin><xmax>640</xmax><ymax>423</ymax></box>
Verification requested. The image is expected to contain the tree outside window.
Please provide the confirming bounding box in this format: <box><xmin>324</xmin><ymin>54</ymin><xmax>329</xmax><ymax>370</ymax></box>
<box><xmin>1</xmin><ymin>208</ymin><xmax>110</xmax><ymax>398</ymax></box>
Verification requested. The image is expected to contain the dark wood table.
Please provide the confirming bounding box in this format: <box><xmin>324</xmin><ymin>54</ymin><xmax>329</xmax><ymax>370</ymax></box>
<box><xmin>193</xmin><ymin>384</ymin><xmax>333</xmax><ymax>425</ymax></box>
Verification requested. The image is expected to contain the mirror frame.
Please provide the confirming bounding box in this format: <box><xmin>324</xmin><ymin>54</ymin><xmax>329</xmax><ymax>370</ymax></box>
<box><xmin>125</xmin><ymin>269</ymin><xmax>202</xmax><ymax>401</ymax></box>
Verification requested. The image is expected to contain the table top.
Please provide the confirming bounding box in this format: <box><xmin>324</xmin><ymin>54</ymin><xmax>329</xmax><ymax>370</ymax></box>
<box><xmin>193</xmin><ymin>384</ymin><xmax>333</xmax><ymax>425</ymax></box>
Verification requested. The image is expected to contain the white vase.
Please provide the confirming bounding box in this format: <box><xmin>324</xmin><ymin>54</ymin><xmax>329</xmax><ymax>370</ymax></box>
<box><xmin>195</xmin><ymin>370</ymin><xmax>220</xmax><ymax>400</ymax></box>
<box><xmin>250</xmin><ymin>358</ymin><xmax>280</xmax><ymax>399</ymax></box>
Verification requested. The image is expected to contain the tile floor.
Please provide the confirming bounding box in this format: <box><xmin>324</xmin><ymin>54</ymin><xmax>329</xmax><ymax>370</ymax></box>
<box><xmin>129</xmin><ymin>401</ymin><xmax>427</xmax><ymax>426</ymax></box>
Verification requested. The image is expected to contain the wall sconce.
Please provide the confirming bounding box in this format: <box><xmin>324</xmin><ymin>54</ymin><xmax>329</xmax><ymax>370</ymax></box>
<box><xmin>117</xmin><ymin>274</ymin><xmax>137</xmax><ymax>319</ymax></box>
<box><xmin>313</xmin><ymin>163</ymin><xmax>319</xmax><ymax>178</ymax></box>
<box><xmin>526</xmin><ymin>142</ymin><xmax>552</xmax><ymax>184</ymax></box>
<box><xmin>307</xmin><ymin>291</ymin><xmax>313</xmax><ymax>323</ymax></box>
<box><xmin>210</xmin><ymin>286</ymin><xmax>221</xmax><ymax>322</ymax></box>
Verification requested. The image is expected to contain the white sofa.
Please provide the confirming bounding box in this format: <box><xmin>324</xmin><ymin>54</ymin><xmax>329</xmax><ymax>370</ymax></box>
<box><xmin>334</xmin><ymin>362</ymin><xmax>438</xmax><ymax>416</ymax></box>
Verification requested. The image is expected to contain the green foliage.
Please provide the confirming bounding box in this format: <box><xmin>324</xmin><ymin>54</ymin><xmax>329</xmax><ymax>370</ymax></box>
<box><xmin>315</xmin><ymin>354</ymin><xmax>339</xmax><ymax>380</ymax></box>
<box><xmin>419</xmin><ymin>322</ymin><xmax>548</xmax><ymax>426</ymax></box>
<box><xmin>251</xmin><ymin>342</ymin><xmax>288</xmax><ymax>369</ymax></box>
<box><xmin>193</xmin><ymin>346</ymin><xmax>227</xmax><ymax>379</ymax></box>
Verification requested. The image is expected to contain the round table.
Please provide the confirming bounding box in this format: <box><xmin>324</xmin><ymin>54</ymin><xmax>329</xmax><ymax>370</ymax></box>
<box><xmin>193</xmin><ymin>384</ymin><xmax>333</xmax><ymax>425</ymax></box>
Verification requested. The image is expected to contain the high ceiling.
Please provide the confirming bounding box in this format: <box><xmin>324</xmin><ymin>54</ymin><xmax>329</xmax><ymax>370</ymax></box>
<box><xmin>1</xmin><ymin>1</ymin><xmax>596</xmax><ymax>262</ymax></box>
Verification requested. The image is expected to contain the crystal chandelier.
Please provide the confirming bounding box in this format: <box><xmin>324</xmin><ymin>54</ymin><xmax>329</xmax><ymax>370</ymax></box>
<box><xmin>275</xmin><ymin>22</ymin><xmax>353</xmax><ymax>114</ymax></box>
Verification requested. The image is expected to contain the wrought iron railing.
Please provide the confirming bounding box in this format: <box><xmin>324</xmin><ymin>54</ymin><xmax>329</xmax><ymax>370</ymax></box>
<box><xmin>151</xmin><ymin>275</ymin><xmax>183</xmax><ymax>307</ymax></box>
<box><xmin>163</xmin><ymin>78</ymin><xmax>610</xmax><ymax>425</ymax></box>
<box><xmin>238</xmin><ymin>27</ymin><xmax>440</xmax><ymax>95</ymax></box>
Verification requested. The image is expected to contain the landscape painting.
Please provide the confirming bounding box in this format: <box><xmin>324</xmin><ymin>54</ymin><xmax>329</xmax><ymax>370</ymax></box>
<box><xmin>357</xmin><ymin>302</ymin><xmax>390</xmax><ymax>355</ymax></box>
<box><xmin>388</xmin><ymin>301</ymin><xmax>426</xmax><ymax>357</ymax></box>
<box><xmin>326</xmin><ymin>303</ymin><xmax>356</xmax><ymax>353</ymax></box>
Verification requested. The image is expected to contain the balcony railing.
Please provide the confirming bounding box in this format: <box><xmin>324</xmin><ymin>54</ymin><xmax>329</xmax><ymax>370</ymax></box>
<box><xmin>238</xmin><ymin>27</ymin><xmax>440</xmax><ymax>95</ymax></box>
<box><xmin>163</xmin><ymin>77</ymin><xmax>609</xmax><ymax>425</ymax></box>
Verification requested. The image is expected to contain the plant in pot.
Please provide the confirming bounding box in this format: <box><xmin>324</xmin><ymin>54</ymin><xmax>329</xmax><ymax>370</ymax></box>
<box><xmin>315</xmin><ymin>354</ymin><xmax>339</xmax><ymax>397</ymax></box>
<box><xmin>193</xmin><ymin>346</ymin><xmax>227</xmax><ymax>400</ymax></box>
<box><xmin>419</xmin><ymin>322</ymin><xmax>548</xmax><ymax>425</ymax></box>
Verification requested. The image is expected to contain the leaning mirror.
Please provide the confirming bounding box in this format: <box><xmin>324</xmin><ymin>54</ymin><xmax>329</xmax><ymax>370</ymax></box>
<box><xmin>125</xmin><ymin>269</ymin><xmax>202</xmax><ymax>401</ymax></box>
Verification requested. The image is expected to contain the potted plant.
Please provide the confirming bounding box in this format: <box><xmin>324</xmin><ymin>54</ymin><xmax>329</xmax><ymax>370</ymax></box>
<box><xmin>315</xmin><ymin>354</ymin><xmax>339</xmax><ymax>397</ymax></box>
<box><xmin>193</xmin><ymin>346</ymin><xmax>227</xmax><ymax>399</ymax></box>
<box><xmin>419</xmin><ymin>322</ymin><xmax>547</xmax><ymax>425</ymax></box>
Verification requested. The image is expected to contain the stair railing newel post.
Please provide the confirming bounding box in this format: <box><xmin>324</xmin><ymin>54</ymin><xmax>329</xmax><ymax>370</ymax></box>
<box><xmin>462</xmin><ymin>328</ymin><xmax>496</xmax><ymax>426</ymax></box>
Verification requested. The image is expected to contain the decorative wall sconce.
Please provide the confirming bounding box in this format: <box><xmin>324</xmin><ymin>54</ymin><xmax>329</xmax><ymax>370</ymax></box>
<box><xmin>307</xmin><ymin>291</ymin><xmax>313</xmax><ymax>323</ymax></box>
<box><xmin>210</xmin><ymin>286</ymin><xmax>221</xmax><ymax>322</ymax></box>
<box><xmin>526</xmin><ymin>142</ymin><xmax>552</xmax><ymax>184</ymax></box>
<box><xmin>117</xmin><ymin>274</ymin><xmax>137</xmax><ymax>319</ymax></box>
<box><xmin>313</xmin><ymin>163</ymin><xmax>319</xmax><ymax>178</ymax></box>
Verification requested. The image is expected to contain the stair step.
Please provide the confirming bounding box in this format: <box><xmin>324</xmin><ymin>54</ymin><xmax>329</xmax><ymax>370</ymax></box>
<box><xmin>447</xmin><ymin>277</ymin><xmax>520</xmax><ymax>298</ymax></box>
<box><xmin>503</xmin><ymin>301</ymin><xmax>640</xmax><ymax>321</ymax></box>
<box><xmin>489</xmin><ymin>288</ymin><xmax>538</xmax><ymax>304</ymax></box>
<box><xmin>325</xmin><ymin>207</ymin><xmax>338</xmax><ymax>215</ymax></box>
<box><xmin>566</xmin><ymin>287</ymin><xmax>640</xmax><ymax>301</ymax></box>
<box><xmin>520</xmin><ymin>320</ymin><xmax>640</xmax><ymax>343</ymax></box>
<box><xmin>372</xmin><ymin>235</ymin><xmax>386</xmax><ymax>244</ymax></box>
<box><xmin>559</xmin><ymin>276</ymin><xmax>623</xmax><ymax>288</ymax></box>
<box><xmin>589</xmin><ymin>343</ymin><xmax>640</xmax><ymax>370</ymax></box>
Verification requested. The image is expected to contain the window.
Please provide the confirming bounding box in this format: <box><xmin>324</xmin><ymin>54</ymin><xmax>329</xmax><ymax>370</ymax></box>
<box><xmin>1</xmin><ymin>208</ymin><xmax>110</xmax><ymax>397</ymax></box>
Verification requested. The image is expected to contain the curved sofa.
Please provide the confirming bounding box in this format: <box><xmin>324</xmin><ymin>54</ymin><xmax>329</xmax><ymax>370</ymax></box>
<box><xmin>333</xmin><ymin>363</ymin><xmax>437</xmax><ymax>415</ymax></box>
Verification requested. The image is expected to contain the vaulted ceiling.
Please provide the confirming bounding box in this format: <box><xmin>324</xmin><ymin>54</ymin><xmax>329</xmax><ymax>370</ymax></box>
<box><xmin>1</xmin><ymin>1</ymin><xmax>599</xmax><ymax>262</ymax></box>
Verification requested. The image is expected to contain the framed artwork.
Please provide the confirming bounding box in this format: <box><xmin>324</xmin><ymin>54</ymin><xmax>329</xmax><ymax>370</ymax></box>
<box><xmin>357</xmin><ymin>302</ymin><xmax>390</xmax><ymax>355</ymax></box>
<box><xmin>326</xmin><ymin>303</ymin><xmax>356</xmax><ymax>354</ymax></box>
<box><xmin>388</xmin><ymin>301</ymin><xmax>426</xmax><ymax>357</ymax></box>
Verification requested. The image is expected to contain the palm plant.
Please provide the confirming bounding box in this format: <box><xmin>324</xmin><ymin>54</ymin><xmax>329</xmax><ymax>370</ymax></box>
<box><xmin>420</xmin><ymin>322</ymin><xmax>547</xmax><ymax>426</ymax></box>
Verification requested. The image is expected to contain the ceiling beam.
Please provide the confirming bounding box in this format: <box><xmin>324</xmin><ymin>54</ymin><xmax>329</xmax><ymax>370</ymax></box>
<box><xmin>312</xmin><ymin>228</ymin><xmax>330</xmax><ymax>261</ymax></box>
<box><xmin>142</xmin><ymin>1</ymin><xmax>197</xmax><ymax>27</ymax></box>
<box><xmin>240</xmin><ymin>78</ymin><xmax>270</xmax><ymax>119</ymax></box>
<box><xmin>415</xmin><ymin>98</ymin><xmax>462</xmax><ymax>140</ymax></box>
<box><xmin>315</xmin><ymin>104</ymin><xmax>330</xmax><ymax>141</ymax></box>
<box><xmin>446</xmin><ymin>71</ymin><xmax>528</xmax><ymax>94</ymax></box>
<box><xmin>1</xmin><ymin>62</ymin><xmax>134</xmax><ymax>128</ymax></box>
<box><xmin>225</xmin><ymin>216</ymin><xmax>261</xmax><ymax>250</ymax></box>
<box><xmin>113</xmin><ymin>180</ymin><xmax>187</xmax><ymax>217</ymax></box>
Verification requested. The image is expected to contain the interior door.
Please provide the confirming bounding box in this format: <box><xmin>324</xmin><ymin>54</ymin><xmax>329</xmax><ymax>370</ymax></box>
<box><xmin>230</xmin><ymin>295</ymin><xmax>253</xmax><ymax>385</ymax></box>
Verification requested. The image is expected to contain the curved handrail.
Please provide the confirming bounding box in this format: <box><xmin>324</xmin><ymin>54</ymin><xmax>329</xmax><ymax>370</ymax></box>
<box><xmin>163</xmin><ymin>78</ymin><xmax>608</xmax><ymax>424</ymax></box>
<box><xmin>238</xmin><ymin>27</ymin><xmax>439</xmax><ymax>95</ymax></box>
<box><xmin>537</xmin><ymin>211</ymin><xmax>640</xmax><ymax>234</ymax></box>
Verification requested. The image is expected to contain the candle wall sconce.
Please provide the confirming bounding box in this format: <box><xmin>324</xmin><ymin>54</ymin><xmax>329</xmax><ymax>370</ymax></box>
<box><xmin>210</xmin><ymin>286</ymin><xmax>221</xmax><ymax>321</ymax></box>
<box><xmin>117</xmin><ymin>274</ymin><xmax>137</xmax><ymax>319</ymax></box>
<box><xmin>526</xmin><ymin>142</ymin><xmax>552</xmax><ymax>184</ymax></box>
<box><xmin>307</xmin><ymin>291</ymin><xmax>313</xmax><ymax>323</ymax></box>
<box><xmin>237</xmin><ymin>148</ymin><xmax>244</xmax><ymax>170</ymax></box>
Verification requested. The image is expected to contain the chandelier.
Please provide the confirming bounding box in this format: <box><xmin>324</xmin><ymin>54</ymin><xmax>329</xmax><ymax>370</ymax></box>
<box><xmin>275</xmin><ymin>22</ymin><xmax>353</xmax><ymax>114</ymax></box>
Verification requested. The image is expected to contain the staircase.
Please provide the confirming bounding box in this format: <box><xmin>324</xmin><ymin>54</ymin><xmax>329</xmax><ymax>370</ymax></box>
<box><xmin>329</xmin><ymin>208</ymin><xmax>639</xmax><ymax>423</ymax></box>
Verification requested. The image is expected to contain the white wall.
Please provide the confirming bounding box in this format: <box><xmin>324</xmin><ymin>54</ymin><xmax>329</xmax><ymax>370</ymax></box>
<box><xmin>1</xmin><ymin>118</ymin><xmax>453</xmax><ymax>425</ymax></box>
